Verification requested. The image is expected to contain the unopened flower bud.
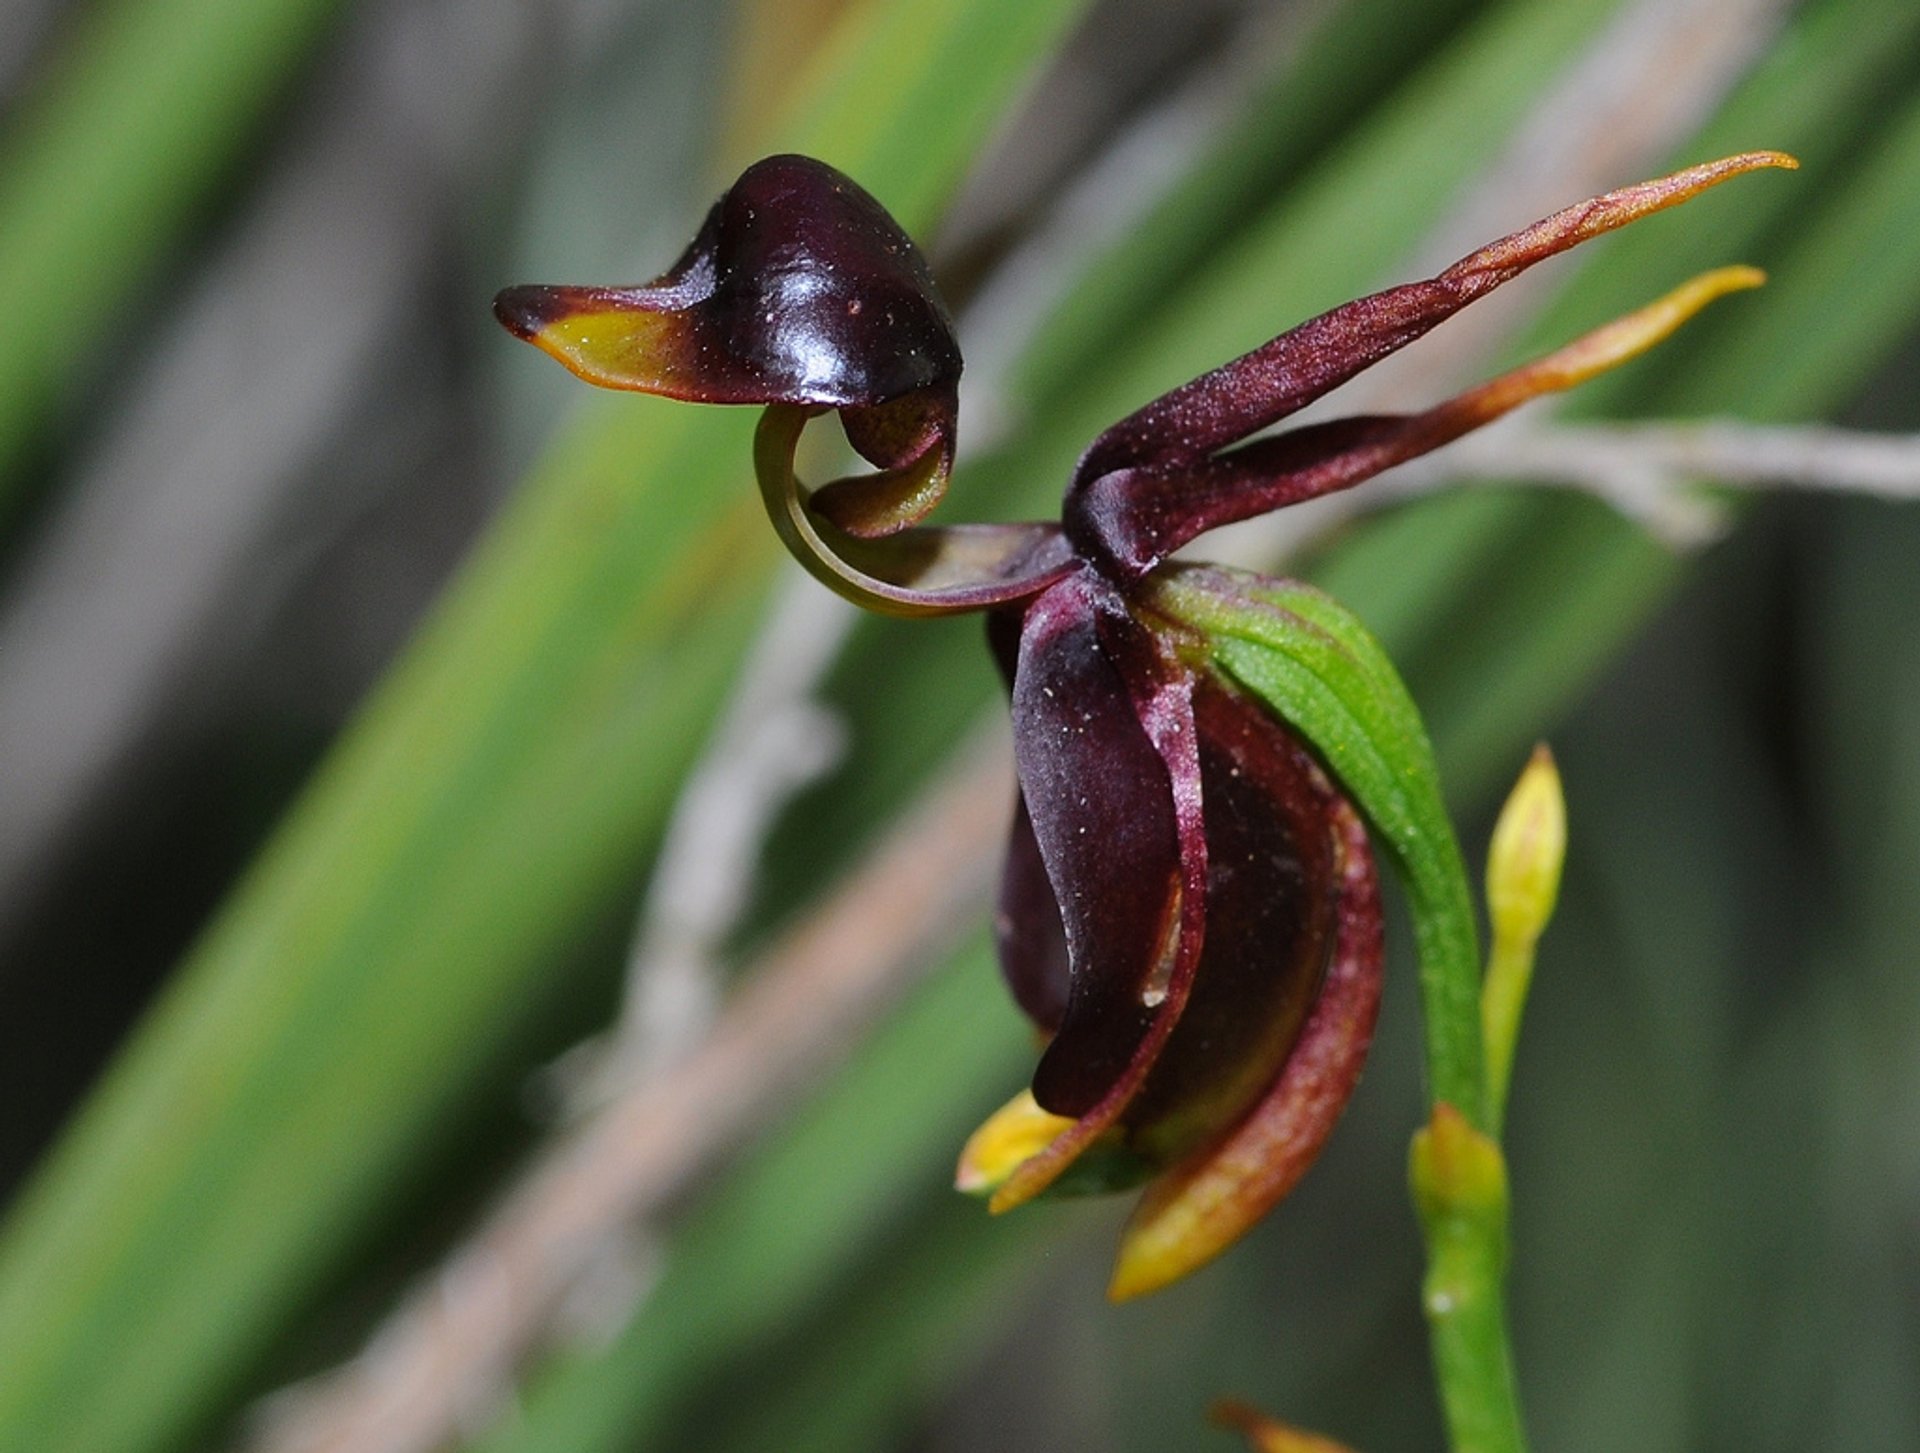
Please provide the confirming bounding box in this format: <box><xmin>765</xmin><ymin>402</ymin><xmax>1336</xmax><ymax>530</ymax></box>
<box><xmin>1485</xmin><ymin>744</ymin><xmax>1566</xmax><ymax>952</ymax></box>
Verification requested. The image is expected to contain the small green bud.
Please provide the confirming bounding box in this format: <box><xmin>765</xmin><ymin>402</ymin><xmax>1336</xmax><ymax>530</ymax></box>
<box><xmin>1484</xmin><ymin>744</ymin><xmax>1566</xmax><ymax>952</ymax></box>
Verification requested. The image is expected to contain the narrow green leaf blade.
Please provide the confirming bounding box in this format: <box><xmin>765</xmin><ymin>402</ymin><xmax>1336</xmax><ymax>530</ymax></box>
<box><xmin>0</xmin><ymin>0</ymin><xmax>351</xmax><ymax>498</ymax></box>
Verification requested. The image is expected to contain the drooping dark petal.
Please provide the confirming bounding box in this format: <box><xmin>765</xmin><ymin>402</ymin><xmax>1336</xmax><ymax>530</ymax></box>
<box><xmin>1115</xmin><ymin>676</ymin><xmax>1348</xmax><ymax>1168</ymax></box>
<box><xmin>494</xmin><ymin>153</ymin><xmax>961</xmax><ymax>410</ymax></box>
<box><xmin>1068</xmin><ymin>152</ymin><xmax>1793</xmax><ymax>491</ymax></box>
<box><xmin>1110</xmin><ymin>771</ymin><xmax>1383</xmax><ymax>1301</ymax></box>
<box><xmin>987</xmin><ymin>570</ymin><xmax>1210</xmax><ymax>1212</ymax></box>
<box><xmin>1007</xmin><ymin>572</ymin><xmax>1184</xmax><ymax>1113</ymax></box>
<box><xmin>754</xmin><ymin>405</ymin><xmax>1073</xmax><ymax>616</ymax></box>
<box><xmin>1068</xmin><ymin>264</ymin><xmax>1768</xmax><ymax>575</ymax></box>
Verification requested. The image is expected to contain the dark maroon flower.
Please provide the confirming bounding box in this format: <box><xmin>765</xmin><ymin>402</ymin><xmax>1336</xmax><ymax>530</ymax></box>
<box><xmin>496</xmin><ymin>148</ymin><xmax>1792</xmax><ymax>1297</ymax></box>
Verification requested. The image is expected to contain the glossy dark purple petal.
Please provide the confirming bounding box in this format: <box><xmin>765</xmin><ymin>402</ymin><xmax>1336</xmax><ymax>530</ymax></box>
<box><xmin>989</xmin><ymin>569</ymin><xmax>1211</xmax><ymax>1211</ymax></box>
<box><xmin>993</xmin><ymin>796</ymin><xmax>1071</xmax><ymax>1034</ymax></box>
<box><xmin>1067</xmin><ymin>417</ymin><xmax>1398</xmax><ymax>577</ymax></box>
<box><xmin>495</xmin><ymin>154</ymin><xmax>961</xmax><ymax>410</ymax></box>
<box><xmin>1111</xmin><ymin>773</ymin><xmax>1383</xmax><ymax>1299</ymax></box>
<box><xmin>1067</xmin><ymin>261</ymin><xmax>1772</xmax><ymax>575</ymax></box>
<box><xmin>1008</xmin><ymin>571</ymin><xmax>1186</xmax><ymax>1117</ymax></box>
<box><xmin>988</xmin><ymin>611</ymin><xmax>1070</xmax><ymax>1032</ymax></box>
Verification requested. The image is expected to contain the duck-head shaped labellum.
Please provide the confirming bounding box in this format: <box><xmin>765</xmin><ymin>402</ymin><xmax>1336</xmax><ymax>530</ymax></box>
<box><xmin>495</xmin><ymin>148</ymin><xmax>1795</xmax><ymax>1298</ymax></box>
<box><xmin>495</xmin><ymin>154</ymin><xmax>964</xmax><ymax>537</ymax></box>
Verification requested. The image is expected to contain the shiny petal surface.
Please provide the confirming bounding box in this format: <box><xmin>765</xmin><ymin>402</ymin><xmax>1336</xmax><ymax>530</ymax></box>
<box><xmin>988</xmin><ymin>608</ymin><xmax>1071</xmax><ymax>1033</ymax></box>
<box><xmin>1069</xmin><ymin>152</ymin><xmax>1793</xmax><ymax>491</ymax></box>
<box><xmin>495</xmin><ymin>153</ymin><xmax>961</xmax><ymax>409</ymax></box>
<box><xmin>1009</xmin><ymin>572</ymin><xmax>1186</xmax><ymax>1115</ymax></box>
<box><xmin>1072</xmin><ymin>265</ymin><xmax>1767</xmax><ymax>575</ymax></box>
<box><xmin>1109</xmin><ymin>777</ymin><xmax>1383</xmax><ymax>1300</ymax></box>
<box><xmin>810</xmin><ymin>386</ymin><xmax>959</xmax><ymax>537</ymax></box>
<box><xmin>989</xmin><ymin>571</ymin><xmax>1209</xmax><ymax>1211</ymax></box>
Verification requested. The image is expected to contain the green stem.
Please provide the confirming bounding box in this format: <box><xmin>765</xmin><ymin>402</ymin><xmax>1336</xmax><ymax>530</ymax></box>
<box><xmin>1416</xmin><ymin>1133</ymin><xmax>1526</xmax><ymax>1453</ymax></box>
<box><xmin>1404</xmin><ymin>869</ymin><xmax>1529</xmax><ymax>1453</ymax></box>
<box><xmin>1480</xmin><ymin>935</ymin><xmax>1539</xmax><ymax>1138</ymax></box>
<box><xmin>1401</xmin><ymin>839</ymin><xmax>1491</xmax><ymax>1131</ymax></box>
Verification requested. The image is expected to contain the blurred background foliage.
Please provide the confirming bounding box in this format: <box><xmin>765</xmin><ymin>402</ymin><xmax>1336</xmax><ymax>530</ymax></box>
<box><xmin>0</xmin><ymin>0</ymin><xmax>1916</xmax><ymax>1450</ymax></box>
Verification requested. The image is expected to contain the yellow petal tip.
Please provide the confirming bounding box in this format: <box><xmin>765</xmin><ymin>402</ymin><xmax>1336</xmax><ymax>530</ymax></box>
<box><xmin>957</xmin><ymin>1089</ymin><xmax>1074</xmax><ymax>1207</ymax></box>
<box><xmin>1210</xmin><ymin>1400</ymin><xmax>1361</xmax><ymax>1453</ymax></box>
<box><xmin>1106</xmin><ymin>1216</ymin><xmax>1196</xmax><ymax>1302</ymax></box>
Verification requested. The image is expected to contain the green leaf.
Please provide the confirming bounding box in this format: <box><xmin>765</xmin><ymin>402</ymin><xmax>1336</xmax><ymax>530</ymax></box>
<box><xmin>0</xmin><ymin>0</ymin><xmax>351</xmax><ymax>501</ymax></box>
<box><xmin>1013</xmin><ymin>0</ymin><xmax>1488</xmax><ymax>402</ymax></box>
<box><xmin>1146</xmin><ymin>565</ymin><xmax>1484</xmax><ymax>1127</ymax></box>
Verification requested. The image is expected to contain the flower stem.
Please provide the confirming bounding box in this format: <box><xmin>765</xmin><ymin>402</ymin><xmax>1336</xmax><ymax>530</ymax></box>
<box><xmin>1479</xmin><ymin>936</ymin><xmax>1537</xmax><ymax>1137</ymax></box>
<box><xmin>1410</xmin><ymin>1104</ymin><xmax>1526</xmax><ymax>1453</ymax></box>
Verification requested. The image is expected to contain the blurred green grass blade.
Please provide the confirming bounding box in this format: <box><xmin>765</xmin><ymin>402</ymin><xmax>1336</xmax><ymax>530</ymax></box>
<box><xmin>771</xmin><ymin>0</ymin><xmax>1087</xmax><ymax>228</ymax></box>
<box><xmin>0</xmin><ymin>0</ymin><xmax>349</xmax><ymax>498</ymax></box>
<box><xmin>1511</xmin><ymin>0</ymin><xmax>1920</xmax><ymax>408</ymax></box>
<box><xmin>999</xmin><ymin>0</ymin><xmax>1627</xmax><ymax>493</ymax></box>
<box><xmin>0</xmin><ymin>402</ymin><xmax>779</xmax><ymax>1453</ymax></box>
<box><xmin>1014</xmin><ymin>0</ymin><xmax>1488</xmax><ymax>400</ymax></box>
<box><xmin>1662</xmin><ymin>82</ymin><xmax>1920</xmax><ymax>416</ymax></box>
<box><xmin>0</xmin><ymin>3</ymin><xmax>1090</xmax><ymax>1451</ymax></box>
<box><xmin>470</xmin><ymin>940</ymin><xmax>1034</xmax><ymax>1453</ymax></box>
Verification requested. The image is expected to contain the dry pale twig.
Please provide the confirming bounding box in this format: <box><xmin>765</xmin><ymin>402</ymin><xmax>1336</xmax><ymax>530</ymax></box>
<box><xmin>248</xmin><ymin>724</ymin><xmax>1015</xmax><ymax>1453</ymax></box>
<box><xmin>546</xmin><ymin>565</ymin><xmax>855</xmax><ymax>1110</ymax></box>
<box><xmin>1384</xmin><ymin>421</ymin><xmax>1920</xmax><ymax>541</ymax></box>
<box><xmin>1208</xmin><ymin>419</ymin><xmax>1920</xmax><ymax>573</ymax></box>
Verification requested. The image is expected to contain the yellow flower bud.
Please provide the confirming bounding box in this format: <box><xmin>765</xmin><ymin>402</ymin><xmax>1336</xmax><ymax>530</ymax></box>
<box><xmin>1484</xmin><ymin>743</ymin><xmax>1566</xmax><ymax>951</ymax></box>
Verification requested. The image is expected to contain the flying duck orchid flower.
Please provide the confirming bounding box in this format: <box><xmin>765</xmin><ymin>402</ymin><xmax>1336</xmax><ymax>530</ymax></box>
<box><xmin>495</xmin><ymin>148</ymin><xmax>1792</xmax><ymax>1300</ymax></box>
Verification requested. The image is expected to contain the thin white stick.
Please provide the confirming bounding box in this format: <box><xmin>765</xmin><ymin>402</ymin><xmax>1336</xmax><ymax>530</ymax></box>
<box><xmin>1388</xmin><ymin>421</ymin><xmax>1920</xmax><ymax>542</ymax></box>
<box><xmin>547</xmin><ymin>566</ymin><xmax>853</xmax><ymax>1111</ymax></box>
